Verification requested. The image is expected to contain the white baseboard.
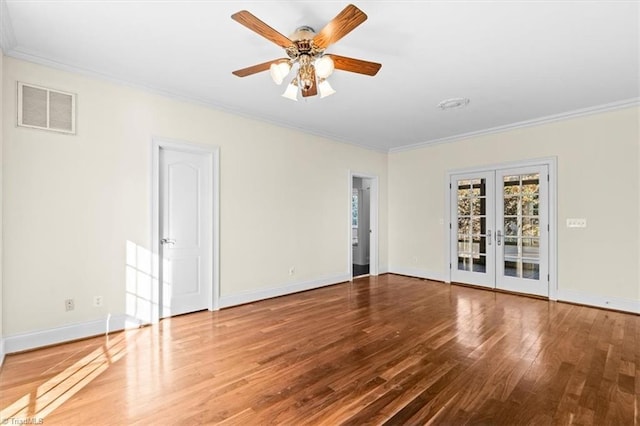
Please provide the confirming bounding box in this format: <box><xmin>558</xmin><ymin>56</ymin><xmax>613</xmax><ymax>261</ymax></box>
<box><xmin>0</xmin><ymin>337</ymin><xmax>5</xmax><ymax>367</ymax></box>
<box><xmin>388</xmin><ymin>266</ymin><xmax>446</xmax><ymax>282</ymax></box>
<box><xmin>387</xmin><ymin>269</ymin><xmax>639</xmax><ymax>314</ymax></box>
<box><xmin>6</xmin><ymin>280</ymin><xmax>635</xmax><ymax>356</ymax></box>
<box><xmin>3</xmin><ymin>314</ymin><xmax>145</xmax><ymax>354</ymax></box>
<box><xmin>377</xmin><ymin>265</ymin><xmax>390</xmax><ymax>275</ymax></box>
<box><xmin>4</xmin><ymin>274</ymin><xmax>347</xmax><ymax>354</ymax></box>
<box><xmin>219</xmin><ymin>273</ymin><xmax>350</xmax><ymax>309</ymax></box>
<box><xmin>557</xmin><ymin>289</ymin><xmax>640</xmax><ymax>314</ymax></box>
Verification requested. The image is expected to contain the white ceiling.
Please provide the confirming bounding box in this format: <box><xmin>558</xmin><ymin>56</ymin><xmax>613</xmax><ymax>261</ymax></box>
<box><xmin>1</xmin><ymin>1</ymin><xmax>638</xmax><ymax>152</ymax></box>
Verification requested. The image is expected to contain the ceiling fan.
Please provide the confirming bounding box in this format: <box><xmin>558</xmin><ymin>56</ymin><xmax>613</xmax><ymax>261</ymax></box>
<box><xmin>231</xmin><ymin>4</ymin><xmax>382</xmax><ymax>100</ymax></box>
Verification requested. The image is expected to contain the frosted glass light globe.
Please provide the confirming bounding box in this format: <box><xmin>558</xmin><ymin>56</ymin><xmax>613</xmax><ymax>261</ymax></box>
<box><xmin>315</xmin><ymin>56</ymin><xmax>335</xmax><ymax>79</ymax></box>
<box><xmin>270</xmin><ymin>62</ymin><xmax>291</xmax><ymax>85</ymax></box>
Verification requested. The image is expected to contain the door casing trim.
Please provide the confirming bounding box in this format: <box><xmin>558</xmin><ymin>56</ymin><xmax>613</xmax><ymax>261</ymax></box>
<box><xmin>349</xmin><ymin>171</ymin><xmax>379</xmax><ymax>280</ymax></box>
<box><xmin>151</xmin><ymin>137</ymin><xmax>221</xmax><ymax>323</ymax></box>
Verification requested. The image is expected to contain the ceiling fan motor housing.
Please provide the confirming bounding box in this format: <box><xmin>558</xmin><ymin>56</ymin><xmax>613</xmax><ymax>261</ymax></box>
<box><xmin>290</xmin><ymin>26</ymin><xmax>316</xmax><ymax>40</ymax></box>
<box><xmin>287</xmin><ymin>26</ymin><xmax>325</xmax><ymax>60</ymax></box>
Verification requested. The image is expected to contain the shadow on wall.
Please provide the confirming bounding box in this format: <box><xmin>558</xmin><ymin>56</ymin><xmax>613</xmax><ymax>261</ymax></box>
<box><xmin>126</xmin><ymin>240</ymin><xmax>160</xmax><ymax>326</ymax></box>
<box><xmin>125</xmin><ymin>240</ymin><xmax>174</xmax><ymax>324</ymax></box>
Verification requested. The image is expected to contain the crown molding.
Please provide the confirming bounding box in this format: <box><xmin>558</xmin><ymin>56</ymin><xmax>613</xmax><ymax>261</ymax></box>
<box><xmin>4</xmin><ymin>47</ymin><xmax>388</xmax><ymax>154</ymax></box>
<box><xmin>0</xmin><ymin>0</ymin><xmax>17</xmax><ymax>52</ymax></box>
<box><xmin>4</xmin><ymin>39</ymin><xmax>637</xmax><ymax>155</ymax></box>
<box><xmin>389</xmin><ymin>98</ymin><xmax>640</xmax><ymax>153</ymax></box>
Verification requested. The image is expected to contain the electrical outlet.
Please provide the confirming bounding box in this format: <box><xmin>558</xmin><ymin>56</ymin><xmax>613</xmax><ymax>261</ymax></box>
<box><xmin>93</xmin><ymin>296</ymin><xmax>103</xmax><ymax>307</ymax></box>
<box><xmin>65</xmin><ymin>299</ymin><xmax>74</xmax><ymax>311</ymax></box>
<box><xmin>289</xmin><ymin>266</ymin><xmax>295</xmax><ymax>276</ymax></box>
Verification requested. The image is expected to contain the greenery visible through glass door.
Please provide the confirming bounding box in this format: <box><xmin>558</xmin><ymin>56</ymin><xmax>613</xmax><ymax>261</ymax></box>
<box><xmin>352</xmin><ymin>189</ymin><xmax>358</xmax><ymax>245</ymax></box>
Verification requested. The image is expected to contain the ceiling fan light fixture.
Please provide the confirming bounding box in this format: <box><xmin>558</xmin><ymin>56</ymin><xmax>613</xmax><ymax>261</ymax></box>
<box><xmin>318</xmin><ymin>80</ymin><xmax>336</xmax><ymax>98</ymax></box>
<box><xmin>269</xmin><ymin>62</ymin><xmax>291</xmax><ymax>85</ymax></box>
<box><xmin>315</xmin><ymin>56</ymin><xmax>335</xmax><ymax>79</ymax></box>
<box><xmin>282</xmin><ymin>81</ymin><xmax>298</xmax><ymax>101</ymax></box>
<box><xmin>231</xmin><ymin>5</ymin><xmax>381</xmax><ymax>100</ymax></box>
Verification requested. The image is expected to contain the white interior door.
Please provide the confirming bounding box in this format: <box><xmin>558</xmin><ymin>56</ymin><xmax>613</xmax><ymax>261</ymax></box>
<box><xmin>449</xmin><ymin>164</ymin><xmax>550</xmax><ymax>297</ymax></box>
<box><xmin>496</xmin><ymin>166</ymin><xmax>549</xmax><ymax>296</ymax></box>
<box><xmin>160</xmin><ymin>148</ymin><xmax>211</xmax><ymax>317</ymax></box>
<box><xmin>450</xmin><ymin>171</ymin><xmax>496</xmax><ymax>288</ymax></box>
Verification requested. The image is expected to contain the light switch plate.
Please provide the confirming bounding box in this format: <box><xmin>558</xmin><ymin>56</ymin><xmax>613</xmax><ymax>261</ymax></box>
<box><xmin>566</xmin><ymin>218</ymin><xmax>587</xmax><ymax>228</ymax></box>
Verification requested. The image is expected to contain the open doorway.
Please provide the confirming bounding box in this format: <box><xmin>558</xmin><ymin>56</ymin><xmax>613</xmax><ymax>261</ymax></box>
<box><xmin>352</xmin><ymin>176</ymin><xmax>373</xmax><ymax>278</ymax></box>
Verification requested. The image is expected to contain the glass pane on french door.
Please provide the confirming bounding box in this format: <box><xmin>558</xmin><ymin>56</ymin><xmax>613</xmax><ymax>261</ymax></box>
<box><xmin>496</xmin><ymin>166</ymin><xmax>549</xmax><ymax>297</ymax></box>
<box><xmin>450</xmin><ymin>171</ymin><xmax>495</xmax><ymax>288</ymax></box>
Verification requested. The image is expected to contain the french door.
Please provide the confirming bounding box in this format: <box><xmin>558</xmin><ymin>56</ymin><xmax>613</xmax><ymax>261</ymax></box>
<box><xmin>450</xmin><ymin>165</ymin><xmax>549</xmax><ymax>297</ymax></box>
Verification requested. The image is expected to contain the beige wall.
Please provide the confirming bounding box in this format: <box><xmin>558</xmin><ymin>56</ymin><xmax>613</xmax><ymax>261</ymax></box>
<box><xmin>2</xmin><ymin>57</ymin><xmax>388</xmax><ymax>336</ymax></box>
<box><xmin>389</xmin><ymin>107</ymin><xmax>640</xmax><ymax>304</ymax></box>
<box><xmin>2</xmin><ymin>55</ymin><xmax>638</xmax><ymax>342</ymax></box>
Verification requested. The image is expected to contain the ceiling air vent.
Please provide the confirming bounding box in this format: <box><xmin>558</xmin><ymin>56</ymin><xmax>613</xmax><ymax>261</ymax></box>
<box><xmin>438</xmin><ymin>97</ymin><xmax>470</xmax><ymax>110</ymax></box>
<box><xmin>17</xmin><ymin>82</ymin><xmax>76</xmax><ymax>134</ymax></box>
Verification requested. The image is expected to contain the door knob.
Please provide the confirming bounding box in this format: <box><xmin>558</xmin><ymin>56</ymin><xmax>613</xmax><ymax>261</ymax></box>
<box><xmin>487</xmin><ymin>230</ymin><xmax>492</xmax><ymax>245</ymax></box>
<box><xmin>161</xmin><ymin>238</ymin><xmax>176</xmax><ymax>245</ymax></box>
<box><xmin>496</xmin><ymin>230</ymin><xmax>502</xmax><ymax>246</ymax></box>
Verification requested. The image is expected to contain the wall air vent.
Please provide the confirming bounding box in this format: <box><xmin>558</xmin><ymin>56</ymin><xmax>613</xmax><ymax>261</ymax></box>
<box><xmin>17</xmin><ymin>82</ymin><xmax>76</xmax><ymax>134</ymax></box>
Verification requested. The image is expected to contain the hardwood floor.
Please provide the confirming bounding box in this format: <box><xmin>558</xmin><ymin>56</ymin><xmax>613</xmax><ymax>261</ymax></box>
<box><xmin>1</xmin><ymin>275</ymin><xmax>638</xmax><ymax>425</ymax></box>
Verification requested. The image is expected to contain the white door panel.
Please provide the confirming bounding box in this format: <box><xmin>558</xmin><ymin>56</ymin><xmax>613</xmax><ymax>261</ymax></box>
<box><xmin>160</xmin><ymin>148</ymin><xmax>211</xmax><ymax>317</ymax></box>
<box><xmin>450</xmin><ymin>171</ymin><xmax>495</xmax><ymax>288</ymax></box>
<box><xmin>168</xmin><ymin>162</ymin><xmax>201</xmax><ymax>247</ymax></box>
<box><xmin>496</xmin><ymin>166</ymin><xmax>549</xmax><ymax>296</ymax></box>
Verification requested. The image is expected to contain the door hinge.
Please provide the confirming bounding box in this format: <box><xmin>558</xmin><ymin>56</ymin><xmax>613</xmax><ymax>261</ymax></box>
<box><xmin>449</xmin><ymin>183</ymin><xmax>452</xmax><ymax>189</ymax></box>
<box><xmin>449</xmin><ymin>223</ymin><xmax>452</xmax><ymax>230</ymax></box>
<box><xmin>547</xmin><ymin>274</ymin><xmax>550</xmax><ymax>282</ymax></box>
<box><xmin>547</xmin><ymin>174</ymin><xmax>550</xmax><ymax>182</ymax></box>
<box><xmin>449</xmin><ymin>263</ymin><xmax>452</xmax><ymax>269</ymax></box>
<box><xmin>547</xmin><ymin>224</ymin><xmax>550</xmax><ymax>232</ymax></box>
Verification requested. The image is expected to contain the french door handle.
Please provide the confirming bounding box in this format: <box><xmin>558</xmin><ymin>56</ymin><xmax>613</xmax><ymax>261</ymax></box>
<box><xmin>161</xmin><ymin>238</ymin><xmax>176</xmax><ymax>245</ymax></box>
<box><xmin>496</xmin><ymin>230</ymin><xmax>502</xmax><ymax>246</ymax></box>
<box><xmin>487</xmin><ymin>230</ymin><xmax>492</xmax><ymax>245</ymax></box>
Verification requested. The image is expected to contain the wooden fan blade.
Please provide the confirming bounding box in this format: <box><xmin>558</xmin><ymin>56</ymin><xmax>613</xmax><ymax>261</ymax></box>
<box><xmin>232</xmin><ymin>58</ymin><xmax>289</xmax><ymax>77</ymax></box>
<box><xmin>327</xmin><ymin>54</ymin><xmax>382</xmax><ymax>76</ymax></box>
<box><xmin>231</xmin><ymin>10</ymin><xmax>293</xmax><ymax>49</ymax></box>
<box><xmin>313</xmin><ymin>4</ymin><xmax>367</xmax><ymax>49</ymax></box>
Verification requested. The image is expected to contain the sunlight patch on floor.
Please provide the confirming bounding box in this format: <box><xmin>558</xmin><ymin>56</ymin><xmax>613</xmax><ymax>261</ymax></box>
<box><xmin>1</xmin><ymin>332</ymin><xmax>129</xmax><ymax>422</ymax></box>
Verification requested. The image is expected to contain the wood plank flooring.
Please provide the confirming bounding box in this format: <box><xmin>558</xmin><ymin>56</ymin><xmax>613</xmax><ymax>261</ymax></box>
<box><xmin>1</xmin><ymin>274</ymin><xmax>638</xmax><ymax>425</ymax></box>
